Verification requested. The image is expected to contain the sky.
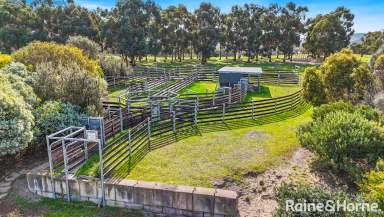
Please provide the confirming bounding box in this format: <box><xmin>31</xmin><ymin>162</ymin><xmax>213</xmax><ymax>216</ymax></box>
<box><xmin>75</xmin><ymin>0</ymin><xmax>384</xmax><ymax>33</ymax></box>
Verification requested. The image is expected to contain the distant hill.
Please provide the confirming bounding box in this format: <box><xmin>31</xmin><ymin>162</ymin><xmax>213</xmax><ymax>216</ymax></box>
<box><xmin>350</xmin><ymin>33</ymin><xmax>365</xmax><ymax>44</ymax></box>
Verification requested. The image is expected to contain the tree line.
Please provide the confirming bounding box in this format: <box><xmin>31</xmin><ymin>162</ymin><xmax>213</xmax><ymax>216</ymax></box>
<box><xmin>1</xmin><ymin>0</ymin><xmax>356</xmax><ymax>65</ymax></box>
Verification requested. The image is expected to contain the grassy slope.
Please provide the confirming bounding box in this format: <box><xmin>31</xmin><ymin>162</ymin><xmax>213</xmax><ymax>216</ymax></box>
<box><xmin>125</xmin><ymin>108</ymin><xmax>312</xmax><ymax>187</ymax></box>
<box><xmin>11</xmin><ymin>195</ymin><xmax>143</xmax><ymax>217</ymax></box>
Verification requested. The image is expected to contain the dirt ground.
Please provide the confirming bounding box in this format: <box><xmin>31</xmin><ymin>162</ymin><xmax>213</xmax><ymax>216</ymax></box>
<box><xmin>220</xmin><ymin>148</ymin><xmax>348</xmax><ymax>217</ymax></box>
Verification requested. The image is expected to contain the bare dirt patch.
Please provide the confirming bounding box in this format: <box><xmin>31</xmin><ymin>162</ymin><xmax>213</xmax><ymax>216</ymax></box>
<box><xmin>223</xmin><ymin>148</ymin><xmax>337</xmax><ymax>217</ymax></box>
<box><xmin>245</xmin><ymin>131</ymin><xmax>271</xmax><ymax>140</ymax></box>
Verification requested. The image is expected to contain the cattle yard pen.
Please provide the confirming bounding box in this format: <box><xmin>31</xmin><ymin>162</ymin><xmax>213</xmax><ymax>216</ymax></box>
<box><xmin>43</xmin><ymin>65</ymin><xmax>307</xmax><ymax>210</ymax></box>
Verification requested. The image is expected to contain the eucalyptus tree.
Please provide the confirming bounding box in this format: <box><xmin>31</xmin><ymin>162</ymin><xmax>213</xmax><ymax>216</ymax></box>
<box><xmin>112</xmin><ymin>0</ymin><xmax>151</xmax><ymax>66</ymax></box>
<box><xmin>243</xmin><ymin>4</ymin><xmax>264</xmax><ymax>62</ymax></box>
<box><xmin>160</xmin><ymin>6</ymin><xmax>177</xmax><ymax>61</ymax></box>
<box><xmin>174</xmin><ymin>5</ymin><xmax>192</xmax><ymax>61</ymax></box>
<box><xmin>225</xmin><ymin>5</ymin><xmax>248</xmax><ymax>61</ymax></box>
<box><xmin>193</xmin><ymin>2</ymin><xmax>221</xmax><ymax>64</ymax></box>
<box><xmin>260</xmin><ymin>4</ymin><xmax>281</xmax><ymax>62</ymax></box>
<box><xmin>144</xmin><ymin>0</ymin><xmax>161</xmax><ymax>62</ymax></box>
<box><xmin>277</xmin><ymin>2</ymin><xmax>308</xmax><ymax>62</ymax></box>
<box><xmin>0</xmin><ymin>0</ymin><xmax>38</xmax><ymax>53</ymax></box>
<box><xmin>304</xmin><ymin>7</ymin><xmax>354</xmax><ymax>58</ymax></box>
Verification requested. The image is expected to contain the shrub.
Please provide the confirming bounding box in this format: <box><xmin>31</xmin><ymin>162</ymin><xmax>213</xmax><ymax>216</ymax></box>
<box><xmin>0</xmin><ymin>53</ymin><xmax>12</xmax><ymax>68</ymax></box>
<box><xmin>12</xmin><ymin>41</ymin><xmax>102</xmax><ymax>76</ymax></box>
<box><xmin>0</xmin><ymin>74</ymin><xmax>38</xmax><ymax>108</ymax></box>
<box><xmin>361</xmin><ymin>159</ymin><xmax>384</xmax><ymax>210</ymax></box>
<box><xmin>374</xmin><ymin>54</ymin><xmax>384</xmax><ymax>89</ymax></box>
<box><xmin>33</xmin><ymin>62</ymin><xmax>106</xmax><ymax>112</ymax></box>
<box><xmin>313</xmin><ymin>102</ymin><xmax>381</xmax><ymax>124</ymax></box>
<box><xmin>0</xmin><ymin>62</ymin><xmax>33</xmax><ymax>80</ymax></box>
<box><xmin>302</xmin><ymin>67</ymin><xmax>327</xmax><ymax>106</ymax></box>
<box><xmin>67</xmin><ymin>36</ymin><xmax>100</xmax><ymax>59</ymax></box>
<box><xmin>99</xmin><ymin>53</ymin><xmax>129</xmax><ymax>76</ymax></box>
<box><xmin>320</xmin><ymin>49</ymin><xmax>360</xmax><ymax>101</ymax></box>
<box><xmin>298</xmin><ymin>111</ymin><xmax>384</xmax><ymax>180</ymax></box>
<box><xmin>0</xmin><ymin>78</ymin><xmax>34</xmax><ymax>156</ymax></box>
<box><xmin>274</xmin><ymin>183</ymin><xmax>379</xmax><ymax>217</ymax></box>
<box><xmin>302</xmin><ymin>49</ymin><xmax>377</xmax><ymax>104</ymax></box>
<box><xmin>33</xmin><ymin>101</ymin><xmax>84</xmax><ymax>142</ymax></box>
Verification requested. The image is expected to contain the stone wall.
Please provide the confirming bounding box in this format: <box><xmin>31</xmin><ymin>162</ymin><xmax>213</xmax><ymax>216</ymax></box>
<box><xmin>27</xmin><ymin>171</ymin><xmax>239</xmax><ymax>217</ymax></box>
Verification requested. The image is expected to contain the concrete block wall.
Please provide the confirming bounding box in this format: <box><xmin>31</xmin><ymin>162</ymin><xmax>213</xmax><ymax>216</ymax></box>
<box><xmin>27</xmin><ymin>172</ymin><xmax>239</xmax><ymax>217</ymax></box>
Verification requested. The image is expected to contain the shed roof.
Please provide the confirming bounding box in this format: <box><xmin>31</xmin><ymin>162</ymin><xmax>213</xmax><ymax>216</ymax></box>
<box><xmin>218</xmin><ymin>67</ymin><xmax>263</xmax><ymax>74</ymax></box>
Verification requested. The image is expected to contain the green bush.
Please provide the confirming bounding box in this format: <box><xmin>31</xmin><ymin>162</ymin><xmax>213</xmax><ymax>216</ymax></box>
<box><xmin>301</xmin><ymin>49</ymin><xmax>377</xmax><ymax>104</ymax></box>
<box><xmin>0</xmin><ymin>62</ymin><xmax>33</xmax><ymax>81</ymax></box>
<box><xmin>274</xmin><ymin>183</ymin><xmax>380</xmax><ymax>217</ymax></box>
<box><xmin>0</xmin><ymin>52</ymin><xmax>12</xmax><ymax>68</ymax></box>
<box><xmin>298</xmin><ymin>111</ymin><xmax>384</xmax><ymax>180</ymax></box>
<box><xmin>0</xmin><ymin>74</ymin><xmax>38</xmax><ymax>108</ymax></box>
<box><xmin>0</xmin><ymin>78</ymin><xmax>34</xmax><ymax>156</ymax></box>
<box><xmin>12</xmin><ymin>41</ymin><xmax>102</xmax><ymax>76</ymax></box>
<box><xmin>33</xmin><ymin>101</ymin><xmax>84</xmax><ymax>142</ymax></box>
<box><xmin>99</xmin><ymin>53</ymin><xmax>129</xmax><ymax>76</ymax></box>
<box><xmin>361</xmin><ymin>159</ymin><xmax>384</xmax><ymax>210</ymax></box>
<box><xmin>302</xmin><ymin>67</ymin><xmax>327</xmax><ymax>106</ymax></box>
<box><xmin>312</xmin><ymin>101</ymin><xmax>354</xmax><ymax>121</ymax></box>
<box><xmin>33</xmin><ymin>62</ymin><xmax>106</xmax><ymax>112</ymax></box>
<box><xmin>67</xmin><ymin>36</ymin><xmax>100</xmax><ymax>59</ymax></box>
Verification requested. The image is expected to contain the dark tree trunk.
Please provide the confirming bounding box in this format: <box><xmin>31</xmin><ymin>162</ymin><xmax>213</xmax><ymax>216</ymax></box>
<box><xmin>233</xmin><ymin>50</ymin><xmax>237</xmax><ymax>61</ymax></box>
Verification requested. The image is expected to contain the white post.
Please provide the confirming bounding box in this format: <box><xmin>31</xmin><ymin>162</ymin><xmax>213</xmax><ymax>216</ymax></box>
<box><xmin>172</xmin><ymin>111</ymin><xmax>176</xmax><ymax>133</ymax></box>
<box><xmin>62</xmin><ymin>140</ymin><xmax>70</xmax><ymax>202</ymax></box>
<box><xmin>222</xmin><ymin>103</ymin><xmax>226</xmax><ymax>121</ymax></box>
<box><xmin>119</xmin><ymin>107</ymin><xmax>123</xmax><ymax>131</ymax></box>
<box><xmin>46</xmin><ymin>137</ymin><xmax>56</xmax><ymax>198</ymax></box>
<box><xmin>147</xmin><ymin>118</ymin><xmax>151</xmax><ymax>151</ymax></box>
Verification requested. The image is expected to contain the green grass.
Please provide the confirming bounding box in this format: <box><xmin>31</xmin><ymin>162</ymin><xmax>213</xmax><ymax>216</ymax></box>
<box><xmin>245</xmin><ymin>85</ymin><xmax>301</xmax><ymax>101</ymax></box>
<box><xmin>11</xmin><ymin>195</ymin><xmax>143</xmax><ymax>217</ymax></box>
<box><xmin>123</xmin><ymin>108</ymin><xmax>312</xmax><ymax>187</ymax></box>
<box><xmin>179</xmin><ymin>81</ymin><xmax>218</xmax><ymax>95</ymax></box>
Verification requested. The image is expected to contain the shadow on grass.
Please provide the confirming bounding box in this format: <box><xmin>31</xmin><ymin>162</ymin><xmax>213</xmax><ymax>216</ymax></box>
<box><xmin>244</xmin><ymin>86</ymin><xmax>272</xmax><ymax>101</ymax></box>
<box><xmin>99</xmin><ymin>102</ymin><xmax>311</xmax><ymax>183</ymax></box>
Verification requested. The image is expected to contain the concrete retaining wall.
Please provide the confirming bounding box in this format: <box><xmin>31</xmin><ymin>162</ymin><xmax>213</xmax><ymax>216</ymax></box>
<box><xmin>27</xmin><ymin>171</ymin><xmax>239</xmax><ymax>217</ymax></box>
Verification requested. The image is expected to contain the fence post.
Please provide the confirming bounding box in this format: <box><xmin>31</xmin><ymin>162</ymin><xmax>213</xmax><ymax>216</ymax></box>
<box><xmin>274</xmin><ymin>101</ymin><xmax>277</xmax><ymax>113</ymax></box>
<box><xmin>252</xmin><ymin>101</ymin><xmax>255</xmax><ymax>120</ymax></box>
<box><xmin>97</xmin><ymin>139</ymin><xmax>105</xmax><ymax>207</ymax></box>
<box><xmin>113</xmin><ymin>77</ymin><xmax>116</xmax><ymax>87</ymax></box>
<box><xmin>172</xmin><ymin>111</ymin><xmax>176</xmax><ymax>133</ymax></box>
<box><xmin>239</xmin><ymin>86</ymin><xmax>242</xmax><ymax>103</ymax></box>
<box><xmin>84</xmin><ymin>140</ymin><xmax>88</xmax><ymax>160</ymax></box>
<box><xmin>222</xmin><ymin>103</ymin><xmax>226</xmax><ymax>121</ymax></box>
<box><xmin>194</xmin><ymin>100</ymin><xmax>198</xmax><ymax>125</ymax></box>
<box><xmin>147</xmin><ymin>118</ymin><xmax>151</xmax><ymax>151</ymax></box>
<box><xmin>61</xmin><ymin>140</ymin><xmax>70</xmax><ymax>202</ymax></box>
<box><xmin>228</xmin><ymin>88</ymin><xmax>232</xmax><ymax>104</ymax></box>
<box><xmin>46</xmin><ymin>137</ymin><xmax>56</xmax><ymax>199</ymax></box>
<box><xmin>213</xmin><ymin>93</ymin><xmax>216</xmax><ymax>106</ymax></box>
<box><xmin>277</xmin><ymin>73</ymin><xmax>281</xmax><ymax>85</ymax></box>
<box><xmin>128</xmin><ymin>129</ymin><xmax>132</xmax><ymax>168</ymax></box>
<box><xmin>119</xmin><ymin>107</ymin><xmax>123</xmax><ymax>131</ymax></box>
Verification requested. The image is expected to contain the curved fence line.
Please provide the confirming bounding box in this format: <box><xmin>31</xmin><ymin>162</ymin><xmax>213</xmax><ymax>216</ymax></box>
<box><xmin>99</xmin><ymin>89</ymin><xmax>306</xmax><ymax>178</ymax></box>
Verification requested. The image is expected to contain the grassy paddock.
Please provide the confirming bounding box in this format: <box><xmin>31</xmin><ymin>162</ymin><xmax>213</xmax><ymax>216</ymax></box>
<box><xmin>78</xmin><ymin>104</ymin><xmax>312</xmax><ymax>187</ymax></box>
<box><xmin>124</xmin><ymin>108</ymin><xmax>312</xmax><ymax>187</ymax></box>
<box><xmin>245</xmin><ymin>84</ymin><xmax>301</xmax><ymax>101</ymax></box>
<box><xmin>179</xmin><ymin>81</ymin><xmax>218</xmax><ymax>95</ymax></box>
